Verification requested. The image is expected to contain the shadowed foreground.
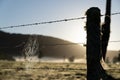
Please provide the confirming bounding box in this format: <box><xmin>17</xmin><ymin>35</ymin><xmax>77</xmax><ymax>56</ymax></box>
<box><xmin>0</xmin><ymin>61</ymin><xmax>120</xmax><ymax>80</ymax></box>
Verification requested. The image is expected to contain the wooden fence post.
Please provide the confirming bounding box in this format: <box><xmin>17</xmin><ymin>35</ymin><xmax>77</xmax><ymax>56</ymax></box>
<box><xmin>86</xmin><ymin>7</ymin><xmax>102</xmax><ymax>80</ymax></box>
<box><xmin>86</xmin><ymin>7</ymin><xmax>117</xmax><ymax>80</ymax></box>
<box><xmin>102</xmin><ymin>0</ymin><xmax>111</xmax><ymax>61</ymax></box>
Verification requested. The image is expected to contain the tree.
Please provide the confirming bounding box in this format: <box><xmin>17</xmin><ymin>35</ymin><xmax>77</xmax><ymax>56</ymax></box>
<box><xmin>106</xmin><ymin>57</ymin><xmax>110</xmax><ymax>63</ymax></box>
<box><xmin>113</xmin><ymin>56</ymin><xmax>118</xmax><ymax>63</ymax></box>
<box><xmin>118</xmin><ymin>51</ymin><xmax>120</xmax><ymax>62</ymax></box>
<box><xmin>113</xmin><ymin>51</ymin><xmax>120</xmax><ymax>63</ymax></box>
<box><xmin>68</xmin><ymin>56</ymin><xmax>75</xmax><ymax>63</ymax></box>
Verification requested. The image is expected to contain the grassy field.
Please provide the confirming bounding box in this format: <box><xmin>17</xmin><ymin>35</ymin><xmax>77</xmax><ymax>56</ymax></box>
<box><xmin>0</xmin><ymin>61</ymin><xmax>120</xmax><ymax>80</ymax></box>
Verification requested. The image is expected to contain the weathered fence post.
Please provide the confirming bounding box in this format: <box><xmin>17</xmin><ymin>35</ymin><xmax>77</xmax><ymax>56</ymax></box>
<box><xmin>102</xmin><ymin>0</ymin><xmax>111</xmax><ymax>61</ymax></box>
<box><xmin>86</xmin><ymin>7</ymin><xmax>102</xmax><ymax>80</ymax></box>
<box><xmin>86</xmin><ymin>7</ymin><xmax>117</xmax><ymax>80</ymax></box>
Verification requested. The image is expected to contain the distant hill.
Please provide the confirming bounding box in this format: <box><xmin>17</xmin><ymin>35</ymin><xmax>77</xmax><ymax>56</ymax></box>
<box><xmin>0</xmin><ymin>30</ymin><xmax>85</xmax><ymax>60</ymax></box>
<box><xmin>0</xmin><ymin>30</ymin><xmax>119</xmax><ymax>62</ymax></box>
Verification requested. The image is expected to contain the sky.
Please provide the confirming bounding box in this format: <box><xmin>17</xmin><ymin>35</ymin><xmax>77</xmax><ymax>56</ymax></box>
<box><xmin>0</xmin><ymin>0</ymin><xmax>120</xmax><ymax>50</ymax></box>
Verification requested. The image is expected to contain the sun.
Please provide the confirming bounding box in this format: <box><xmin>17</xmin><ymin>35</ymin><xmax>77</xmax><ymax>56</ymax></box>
<box><xmin>69</xmin><ymin>21</ymin><xmax>86</xmax><ymax>44</ymax></box>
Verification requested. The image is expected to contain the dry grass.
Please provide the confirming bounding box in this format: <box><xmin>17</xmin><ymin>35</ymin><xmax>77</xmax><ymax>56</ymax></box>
<box><xmin>0</xmin><ymin>60</ymin><xmax>119</xmax><ymax>80</ymax></box>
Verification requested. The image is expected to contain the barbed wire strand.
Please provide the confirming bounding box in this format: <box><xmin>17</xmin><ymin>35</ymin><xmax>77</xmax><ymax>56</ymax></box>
<box><xmin>0</xmin><ymin>12</ymin><xmax>120</xmax><ymax>30</ymax></box>
<box><xmin>0</xmin><ymin>17</ymin><xmax>86</xmax><ymax>30</ymax></box>
<box><xmin>0</xmin><ymin>40</ymin><xmax>120</xmax><ymax>49</ymax></box>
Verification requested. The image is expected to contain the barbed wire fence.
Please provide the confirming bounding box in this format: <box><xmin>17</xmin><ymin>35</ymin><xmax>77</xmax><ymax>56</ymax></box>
<box><xmin>0</xmin><ymin>2</ymin><xmax>120</xmax><ymax>80</ymax></box>
<box><xmin>0</xmin><ymin>12</ymin><xmax>120</xmax><ymax>47</ymax></box>
<box><xmin>0</xmin><ymin>11</ymin><xmax>120</xmax><ymax>74</ymax></box>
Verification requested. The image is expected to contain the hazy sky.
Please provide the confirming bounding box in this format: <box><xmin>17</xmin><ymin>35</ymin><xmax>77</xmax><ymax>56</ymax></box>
<box><xmin>0</xmin><ymin>0</ymin><xmax>120</xmax><ymax>50</ymax></box>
